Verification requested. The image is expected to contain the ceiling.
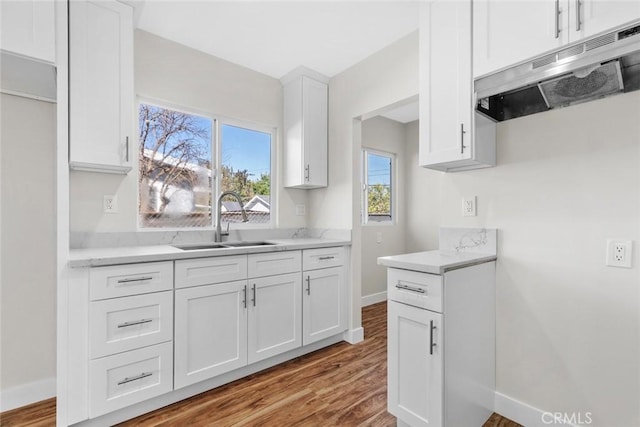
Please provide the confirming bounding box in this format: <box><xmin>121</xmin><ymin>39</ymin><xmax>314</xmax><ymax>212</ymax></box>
<box><xmin>134</xmin><ymin>1</ymin><xmax>420</xmax><ymax>80</ymax></box>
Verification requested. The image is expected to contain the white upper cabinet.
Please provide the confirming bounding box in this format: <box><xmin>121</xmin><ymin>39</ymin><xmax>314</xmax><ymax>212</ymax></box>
<box><xmin>419</xmin><ymin>0</ymin><xmax>496</xmax><ymax>172</ymax></box>
<box><xmin>282</xmin><ymin>69</ymin><xmax>328</xmax><ymax>189</ymax></box>
<box><xmin>474</xmin><ymin>0</ymin><xmax>640</xmax><ymax>78</ymax></box>
<box><xmin>69</xmin><ymin>0</ymin><xmax>134</xmax><ymax>174</ymax></box>
<box><xmin>0</xmin><ymin>0</ymin><xmax>55</xmax><ymax>63</ymax></box>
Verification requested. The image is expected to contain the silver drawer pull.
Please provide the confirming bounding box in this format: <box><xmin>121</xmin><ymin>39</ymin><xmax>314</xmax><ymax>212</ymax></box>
<box><xmin>395</xmin><ymin>283</ymin><xmax>426</xmax><ymax>294</ymax></box>
<box><xmin>318</xmin><ymin>256</ymin><xmax>335</xmax><ymax>261</ymax></box>
<box><xmin>117</xmin><ymin>372</ymin><xmax>152</xmax><ymax>386</ymax></box>
<box><xmin>117</xmin><ymin>319</ymin><xmax>153</xmax><ymax>328</ymax></box>
<box><xmin>117</xmin><ymin>276</ymin><xmax>153</xmax><ymax>284</ymax></box>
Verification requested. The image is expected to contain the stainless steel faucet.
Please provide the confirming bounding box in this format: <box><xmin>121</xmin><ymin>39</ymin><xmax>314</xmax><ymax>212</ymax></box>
<box><xmin>215</xmin><ymin>191</ymin><xmax>248</xmax><ymax>242</ymax></box>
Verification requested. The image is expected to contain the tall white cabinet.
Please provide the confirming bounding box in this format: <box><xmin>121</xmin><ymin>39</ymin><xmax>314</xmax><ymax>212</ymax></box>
<box><xmin>419</xmin><ymin>0</ymin><xmax>496</xmax><ymax>172</ymax></box>
<box><xmin>69</xmin><ymin>0</ymin><xmax>134</xmax><ymax>174</ymax></box>
<box><xmin>282</xmin><ymin>68</ymin><xmax>329</xmax><ymax>188</ymax></box>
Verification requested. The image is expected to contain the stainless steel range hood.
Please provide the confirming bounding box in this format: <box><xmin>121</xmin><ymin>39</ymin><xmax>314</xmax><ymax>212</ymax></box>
<box><xmin>475</xmin><ymin>20</ymin><xmax>640</xmax><ymax>122</ymax></box>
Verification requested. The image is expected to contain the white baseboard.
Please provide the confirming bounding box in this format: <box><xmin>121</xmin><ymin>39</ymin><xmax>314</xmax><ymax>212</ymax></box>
<box><xmin>0</xmin><ymin>377</ymin><xmax>56</xmax><ymax>412</ymax></box>
<box><xmin>495</xmin><ymin>391</ymin><xmax>580</xmax><ymax>427</ymax></box>
<box><xmin>343</xmin><ymin>327</ymin><xmax>364</xmax><ymax>344</ymax></box>
<box><xmin>362</xmin><ymin>291</ymin><xmax>386</xmax><ymax>307</ymax></box>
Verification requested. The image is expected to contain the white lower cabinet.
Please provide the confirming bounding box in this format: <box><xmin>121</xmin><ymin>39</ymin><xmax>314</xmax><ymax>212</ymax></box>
<box><xmin>302</xmin><ymin>266</ymin><xmax>346</xmax><ymax>345</ymax></box>
<box><xmin>388</xmin><ymin>301</ymin><xmax>443</xmax><ymax>427</ymax></box>
<box><xmin>386</xmin><ymin>262</ymin><xmax>495</xmax><ymax>427</ymax></box>
<box><xmin>174</xmin><ymin>280</ymin><xmax>248</xmax><ymax>389</ymax></box>
<box><xmin>248</xmin><ymin>273</ymin><xmax>302</xmax><ymax>364</ymax></box>
<box><xmin>90</xmin><ymin>341</ymin><xmax>173</xmax><ymax>418</ymax></box>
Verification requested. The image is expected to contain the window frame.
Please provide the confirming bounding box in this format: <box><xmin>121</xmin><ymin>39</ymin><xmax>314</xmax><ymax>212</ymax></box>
<box><xmin>361</xmin><ymin>147</ymin><xmax>396</xmax><ymax>226</ymax></box>
<box><xmin>136</xmin><ymin>98</ymin><xmax>276</xmax><ymax>231</ymax></box>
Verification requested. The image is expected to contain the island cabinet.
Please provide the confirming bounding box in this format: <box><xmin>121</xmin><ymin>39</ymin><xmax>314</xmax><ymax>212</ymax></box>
<box><xmin>69</xmin><ymin>0</ymin><xmax>134</xmax><ymax>174</ymax></box>
<box><xmin>418</xmin><ymin>0</ymin><xmax>496</xmax><ymax>172</ymax></box>
<box><xmin>0</xmin><ymin>0</ymin><xmax>55</xmax><ymax>63</ymax></box>
<box><xmin>385</xmin><ymin>262</ymin><xmax>495</xmax><ymax>427</ymax></box>
<box><xmin>302</xmin><ymin>247</ymin><xmax>348</xmax><ymax>345</ymax></box>
<box><xmin>473</xmin><ymin>0</ymin><xmax>640</xmax><ymax>78</ymax></box>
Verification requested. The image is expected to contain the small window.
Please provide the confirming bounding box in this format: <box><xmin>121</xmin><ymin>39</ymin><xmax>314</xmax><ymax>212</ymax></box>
<box><xmin>362</xmin><ymin>149</ymin><xmax>394</xmax><ymax>224</ymax></box>
<box><xmin>138</xmin><ymin>103</ymin><xmax>213</xmax><ymax>228</ymax></box>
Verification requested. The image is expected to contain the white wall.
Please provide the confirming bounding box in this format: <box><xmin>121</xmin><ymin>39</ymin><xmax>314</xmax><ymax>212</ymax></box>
<box><xmin>308</xmin><ymin>31</ymin><xmax>418</xmax><ymax>337</ymax></box>
<box><xmin>0</xmin><ymin>94</ymin><xmax>57</xmax><ymax>407</ymax></box>
<box><xmin>361</xmin><ymin>116</ymin><xmax>407</xmax><ymax>303</ymax></box>
<box><xmin>405</xmin><ymin>92</ymin><xmax>640</xmax><ymax>426</ymax></box>
<box><xmin>69</xmin><ymin>30</ymin><xmax>306</xmax><ymax>233</ymax></box>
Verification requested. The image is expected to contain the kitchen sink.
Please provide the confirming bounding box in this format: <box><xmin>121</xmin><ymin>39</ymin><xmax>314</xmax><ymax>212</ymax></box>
<box><xmin>173</xmin><ymin>244</ymin><xmax>228</xmax><ymax>251</ymax></box>
<box><xmin>221</xmin><ymin>241</ymin><xmax>278</xmax><ymax>247</ymax></box>
<box><xmin>173</xmin><ymin>241</ymin><xmax>278</xmax><ymax>250</ymax></box>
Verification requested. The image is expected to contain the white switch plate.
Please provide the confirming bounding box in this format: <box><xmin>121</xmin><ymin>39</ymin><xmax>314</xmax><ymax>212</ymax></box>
<box><xmin>104</xmin><ymin>195</ymin><xmax>118</xmax><ymax>214</ymax></box>
<box><xmin>462</xmin><ymin>196</ymin><xmax>476</xmax><ymax>217</ymax></box>
<box><xmin>295</xmin><ymin>204</ymin><xmax>306</xmax><ymax>216</ymax></box>
<box><xmin>606</xmin><ymin>239</ymin><xmax>632</xmax><ymax>268</ymax></box>
<box><xmin>376</xmin><ymin>232</ymin><xmax>383</xmax><ymax>244</ymax></box>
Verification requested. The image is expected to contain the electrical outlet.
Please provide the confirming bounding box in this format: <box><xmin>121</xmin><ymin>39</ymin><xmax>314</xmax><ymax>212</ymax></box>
<box><xmin>462</xmin><ymin>196</ymin><xmax>476</xmax><ymax>217</ymax></box>
<box><xmin>606</xmin><ymin>239</ymin><xmax>632</xmax><ymax>268</ymax></box>
<box><xmin>104</xmin><ymin>195</ymin><xmax>118</xmax><ymax>214</ymax></box>
<box><xmin>295</xmin><ymin>204</ymin><xmax>306</xmax><ymax>216</ymax></box>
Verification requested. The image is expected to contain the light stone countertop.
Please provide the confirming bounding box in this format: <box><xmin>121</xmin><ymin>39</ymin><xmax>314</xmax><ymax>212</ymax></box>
<box><xmin>377</xmin><ymin>250</ymin><xmax>497</xmax><ymax>275</ymax></box>
<box><xmin>69</xmin><ymin>238</ymin><xmax>351</xmax><ymax>268</ymax></box>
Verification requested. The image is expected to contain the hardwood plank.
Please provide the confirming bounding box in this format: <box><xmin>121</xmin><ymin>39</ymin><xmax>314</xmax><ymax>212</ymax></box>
<box><xmin>1</xmin><ymin>302</ymin><xmax>520</xmax><ymax>427</ymax></box>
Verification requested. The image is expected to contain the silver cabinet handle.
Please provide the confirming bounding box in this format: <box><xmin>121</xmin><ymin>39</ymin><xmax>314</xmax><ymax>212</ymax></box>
<box><xmin>555</xmin><ymin>0</ymin><xmax>561</xmax><ymax>39</ymax></box>
<box><xmin>117</xmin><ymin>276</ymin><xmax>153</xmax><ymax>284</ymax></box>
<box><xmin>117</xmin><ymin>372</ymin><xmax>152</xmax><ymax>386</ymax></box>
<box><xmin>460</xmin><ymin>123</ymin><xmax>466</xmax><ymax>154</ymax></box>
<box><xmin>575</xmin><ymin>0</ymin><xmax>581</xmax><ymax>31</ymax></box>
<box><xmin>243</xmin><ymin>285</ymin><xmax>247</xmax><ymax>309</ymax></box>
<box><xmin>318</xmin><ymin>256</ymin><xmax>335</xmax><ymax>261</ymax></box>
<box><xmin>306</xmin><ymin>275</ymin><xmax>311</xmax><ymax>295</ymax></box>
<box><xmin>395</xmin><ymin>282</ymin><xmax>425</xmax><ymax>294</ymax></box>
<box><xmin>429</xmin><ymin>320</ymin><xmax>437</xmax><ymax>355</ymax></box>
<box><xmin>304</xmin><ymin>164</ymin><xmax>310</xmax><ymax>181</ymax></box>
<box><xmin>117</xmin><ymin>319</ymin><xmax>152</xmax><ymax>328</ymax></box>
<box><xmin>125</xmin><ymin>136</ymin><xmax>129</xmax><ymax>162</ymax></box>
<box><xmin>252</xmin><ymin>283</ymin><xmax>256</xmax><ymax>307</ymax></box>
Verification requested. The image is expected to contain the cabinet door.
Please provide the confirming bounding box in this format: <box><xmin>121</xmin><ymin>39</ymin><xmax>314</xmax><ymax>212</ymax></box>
<box><xmin>302</xmin><ymin>76</ymin><xmax>328</xmax><ymax>188</ymax></box>
<box><xmin>69</xmin><ymin>0</ymin><xmax>134</xmax><ymax>174</ymax></box>
<box><xmin>247</xmin><ymin>273</ymin><xmax>302</xmax><ymax>364</ymax></box>
<box><xmin>387</xmin><ymin>301</ymin><xmax>443</xmax><ymax>427</ymax></box>
<box><xmin>419</xmin><ymin>0</ymin><xmax>473</xmax><ymax>167</ymax></box>
<box><xmin>0</xmin><ymin>0</ymin><xmax>55</xmax><ymax>63</ymax></box>
<box><xmin>174</xmin><ymin>281</ymin><xmax>248</xmax><ymax>389</ymax></box>
<box><xmin>473</xmin><ymin>0</ymin><xmax>567</xmax><ymax>77</ymax></box>
<box><xmin>572</xmin><ymin>0</ymin><xmax>640</xmax><ymax>41</ymax></box>
<box><xmin>302</xmin><ymin>267</ymin><xmax>347</xmax><ymax>345</ymax></box>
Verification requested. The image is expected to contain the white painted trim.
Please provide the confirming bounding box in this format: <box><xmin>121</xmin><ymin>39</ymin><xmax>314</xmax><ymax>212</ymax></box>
<box><xmin>495</xmin><ymin>391</ymin><xmax>580</xmax><ymax>427</ymax></box>
<box><xmin>362</xmin><ymin>291</ymin><xmax>387</xmax><ymax>307</ymax></box>
<box><xmin>343</xmin><ymin>327</ymin><xmax>364</xmax><ymax>344</ymax></box>
<box><xmin>0</xmin><ymin>377</ymin><xmax>56</xmax><ymax>412</ymax></box>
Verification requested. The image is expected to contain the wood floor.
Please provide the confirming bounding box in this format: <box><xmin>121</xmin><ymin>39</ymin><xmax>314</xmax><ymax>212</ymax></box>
<box><xmin>1</xmin><ymin>302</ymin><xmax>520</xmax><ymax>427</ymax></box>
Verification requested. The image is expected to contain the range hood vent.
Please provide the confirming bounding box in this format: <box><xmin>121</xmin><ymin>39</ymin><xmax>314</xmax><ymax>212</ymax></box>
<box><xmin>476</xmin><ymin>20</ymin><xmax>640</xmax><ymax>122</ymax></box>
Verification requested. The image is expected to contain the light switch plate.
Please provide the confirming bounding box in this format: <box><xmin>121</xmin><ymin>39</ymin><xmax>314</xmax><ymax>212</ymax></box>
<box><xmin>462</xmin><ymin>196</ymin><xmax>476</xmax><ymax>217</ymax></box>
<box><xmin>295</xmin><ymin>204</ymin><xmax>306</xmax><ymax>216</ymax></box>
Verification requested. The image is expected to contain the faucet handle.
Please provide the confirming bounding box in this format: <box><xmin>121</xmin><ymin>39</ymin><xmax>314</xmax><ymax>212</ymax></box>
<box><xmin>222</xmin><ymin>222</ymin><xmax>230</xmax><ymax>236</ymax></box>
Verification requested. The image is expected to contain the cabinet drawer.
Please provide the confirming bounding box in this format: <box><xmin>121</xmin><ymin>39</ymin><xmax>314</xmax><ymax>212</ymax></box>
<box><xmin>175</xmin><ymin>255</ymin><xmax>247</xmax><ymax>289</ymax></box>
<box><xmin>90</xmin><ymin>261</ymin><xmax>173</xmax><ymax>301</ymax></box>
<box><xmin>90</xmin><ymin>291</ymin><xmax>173</xmax><ymax>359</ymax></box>
<box><xmin>89</xmin><ymin>341</ymin><xmax>173</xmax><ymax>418</ymax></box>
<box><xmin>387</xmin><ymin>268</ymin><xmax>443</xmax><ymax>313</ymax></box>
<box><xmin>248</xmin><ymin>251</ymin><xmax>301</xmax><ymax>278</ymax></box>
<box><xmin>302</xmin><ymin>247</ymin><xmax>344</xmax><ymax>270</ymax></box>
